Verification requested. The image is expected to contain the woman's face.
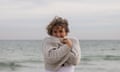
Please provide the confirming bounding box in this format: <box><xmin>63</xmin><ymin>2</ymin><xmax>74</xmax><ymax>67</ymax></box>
<box><xmin>52</xmin><ymin>26</ymin><xmax>67</xmax><ymax>38</ymax></box>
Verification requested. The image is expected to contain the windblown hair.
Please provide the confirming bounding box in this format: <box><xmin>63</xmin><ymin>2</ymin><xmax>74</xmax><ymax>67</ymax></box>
<box><xmin>46</xmin><ymin>16</ymin><xmax>70</xmax><ymax>36</ymax></box>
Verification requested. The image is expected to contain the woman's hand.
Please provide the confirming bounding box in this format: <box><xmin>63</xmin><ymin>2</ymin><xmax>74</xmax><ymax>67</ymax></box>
<box><xmin>60</xmin><ymin>38</ymin><xmax>72</xmax><ymax>48</ymax></box>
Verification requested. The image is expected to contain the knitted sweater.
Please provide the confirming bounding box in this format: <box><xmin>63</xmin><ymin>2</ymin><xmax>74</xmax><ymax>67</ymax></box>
<box><xmin>42</xmin><ymin>36</ymin><xmax>81</xmax><ymax>71</ymax></box>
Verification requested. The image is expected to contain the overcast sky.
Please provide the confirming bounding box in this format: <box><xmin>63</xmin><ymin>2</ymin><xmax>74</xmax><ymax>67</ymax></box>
<box><xmin>0</xmin><ymin>0</ymin><xmax>120</xmax><ymax>40</ymax></box>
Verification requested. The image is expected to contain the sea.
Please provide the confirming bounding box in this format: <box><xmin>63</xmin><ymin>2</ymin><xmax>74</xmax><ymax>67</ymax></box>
<box><xmin>0</xmin><ymin>40</ymin><xmax>120</xmax><ymax>72</ymax></box>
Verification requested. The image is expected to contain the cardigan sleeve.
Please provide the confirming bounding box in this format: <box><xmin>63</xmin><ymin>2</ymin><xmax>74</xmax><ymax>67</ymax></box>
<box><xmin>42</xmin><ymin>37</ymin><xmax>71</xmax><ymax>64</ymax></box>
<box><xmin>67</xmin><ymin>38</ymin><xmax>81</xmax><ymax>65</ymax></box>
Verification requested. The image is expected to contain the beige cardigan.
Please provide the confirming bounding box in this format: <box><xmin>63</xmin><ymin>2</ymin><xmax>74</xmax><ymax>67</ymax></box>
<box><xmin>42</xmin><ymin>36</ymin><xmax>81</xmax><ymax>71</ymax></box>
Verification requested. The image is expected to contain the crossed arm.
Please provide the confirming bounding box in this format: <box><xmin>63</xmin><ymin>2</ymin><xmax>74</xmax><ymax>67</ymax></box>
<box><xmin>42</xmin><ymin>37</ymin><xmax>81</xmax><ymax>65</ymax></box>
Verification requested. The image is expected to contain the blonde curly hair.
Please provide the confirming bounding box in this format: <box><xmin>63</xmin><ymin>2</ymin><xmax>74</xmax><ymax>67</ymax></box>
<box><xmin>47</xmin><ymin>16</ymin><xmax>70</xmax><ymax>36</ymax></box>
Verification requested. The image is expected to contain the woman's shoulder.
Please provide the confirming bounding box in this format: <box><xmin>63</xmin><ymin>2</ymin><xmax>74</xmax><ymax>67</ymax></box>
<box><xmin>43</xmin><ymin>37</ymin><xmax>51</xmax><ymax>40</ymax></box>
<box><xmin>68</xmin><ymin>36</ymin><xmax>80</xmax><ymax>44</ymax></box>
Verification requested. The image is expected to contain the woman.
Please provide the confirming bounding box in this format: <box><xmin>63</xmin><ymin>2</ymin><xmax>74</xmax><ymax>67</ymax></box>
<box><xmin>42</xmin><ymin>16</ymin><xmax>81</xmax><ymax>72</ymax></box>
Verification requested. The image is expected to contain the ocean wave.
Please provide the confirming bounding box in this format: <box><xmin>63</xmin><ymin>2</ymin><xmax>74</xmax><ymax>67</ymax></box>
<box><xmin>0</xmin><ymin>59</ymin><xmax>43</xmax><ymax>70</ymax></box>
<box><xmin>0</xmin><ymin>61</ymin><xmax>24</xmax><ymax>67</ymax></box>
<box><xmin>103</xmin><ymin>55</ymin><xmax>120</xmax><ymax>60</ymax></box>
<box><xmin>81</xmin><ymin>55</ymin><xmax>120</xmax><ymax>61</ymax></box>
<box><xmin>0</xmin><ymin>61</ymin><xmax>23</xmax><ymax>70</ymax></box>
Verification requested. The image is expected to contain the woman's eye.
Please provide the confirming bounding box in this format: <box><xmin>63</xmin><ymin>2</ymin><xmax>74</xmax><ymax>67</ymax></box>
<box><xmin>59</xmin><ymin>30</ymin><xmax>63</xmax><ymax>33</ymax></box>
<box><xmin>53</xmin><ymin>31</ymin><xmax>57</xmax><ymax>33</ymax></box>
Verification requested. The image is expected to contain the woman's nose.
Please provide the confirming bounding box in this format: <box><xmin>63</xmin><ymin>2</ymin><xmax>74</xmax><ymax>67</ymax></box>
<box><xmin>56</xmin><ymin>33</ymin><xmax>61</xmax><ymax>37</ymax></box>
